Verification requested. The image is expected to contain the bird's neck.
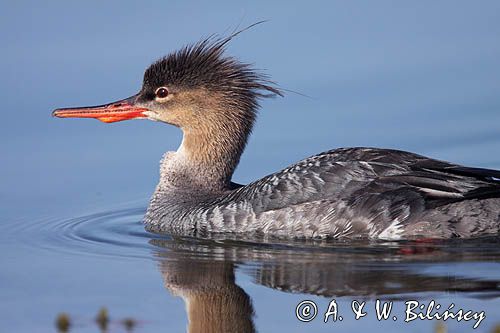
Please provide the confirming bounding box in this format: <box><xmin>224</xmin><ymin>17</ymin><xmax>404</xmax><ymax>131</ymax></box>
<box><xmin>158</xmin><ymin>115</ymin><xmax>252</xmax><ymax>193</ymax></box>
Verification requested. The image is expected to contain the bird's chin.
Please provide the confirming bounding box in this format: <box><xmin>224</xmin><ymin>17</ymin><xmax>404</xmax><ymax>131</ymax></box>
<box><xmin>142</xmin><ymin>112</ymin><xmax>181</xmax><ymax>127</ymax></box>
<box><xmin>142</xmin><ymin>110</ymin><xmax>162</xmax><ymax>122</ymax></box>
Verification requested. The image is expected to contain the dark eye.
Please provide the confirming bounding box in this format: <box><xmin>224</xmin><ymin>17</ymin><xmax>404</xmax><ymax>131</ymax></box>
<box><xmin>155</xmin><ymin>87</ymin><xmax>169</xmax><ymax>99</ymax></box>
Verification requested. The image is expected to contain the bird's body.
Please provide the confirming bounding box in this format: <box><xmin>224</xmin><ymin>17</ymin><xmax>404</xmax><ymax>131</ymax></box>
<box><xmin>145</xmin><ymin>147</ymin><xmax>500</xmax><ymax>240</ymax></box>
<box><xmin>54</xmin><ymin>31</ymin><xmax>500</xmax><ymax>240</ymax></box>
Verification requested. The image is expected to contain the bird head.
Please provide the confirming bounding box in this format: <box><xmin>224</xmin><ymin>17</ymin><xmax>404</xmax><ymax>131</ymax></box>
<box><xmin>53</xmin><ymin>35</ymin><xmax>282</xmax><ymax>133</ymax></box>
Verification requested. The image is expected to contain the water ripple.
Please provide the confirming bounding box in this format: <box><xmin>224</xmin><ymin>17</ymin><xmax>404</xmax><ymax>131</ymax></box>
<box><xmin>7</xmin><ymin>204</ymin><xmax>500</xmax><ymax>271</ymax></box>
<box><xmin>8</xmin><ymin>206</ymin><xmax>167</xmax><ymax>260</ymax></box>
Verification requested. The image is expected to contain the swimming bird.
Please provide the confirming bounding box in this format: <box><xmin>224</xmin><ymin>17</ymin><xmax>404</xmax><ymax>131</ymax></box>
<box><xmin>53</xmin><ymin>35</ymin><xmax>500</xmax><ymax>240</ymax></box>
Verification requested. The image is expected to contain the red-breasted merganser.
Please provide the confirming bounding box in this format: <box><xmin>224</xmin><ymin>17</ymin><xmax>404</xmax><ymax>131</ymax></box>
<box><xmin>53</xmin><ymin>35</ymin><xmax>500</xmax><ymax>240</ymax></box>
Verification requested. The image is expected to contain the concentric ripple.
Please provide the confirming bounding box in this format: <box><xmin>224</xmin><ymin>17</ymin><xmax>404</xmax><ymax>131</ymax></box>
<box><xmin>6</xmin><ymin>203</ymin><xmax>500</xmax><ymax>268</ymax></box>
<box><xmin>7</xmin><ymin>206</ymin><xmax>168</xmax><ymax>260</ymax></box>
<box><xmin>2</xmin><ymin>205</ymin><xmax>408</xmax><ymax>263</ymax></box>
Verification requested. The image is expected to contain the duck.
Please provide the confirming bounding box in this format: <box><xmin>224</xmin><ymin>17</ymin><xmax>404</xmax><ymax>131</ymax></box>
<box><xmin>53</xmin><ymin>33</ymin><xmax>500</xmax><ymax>240</ymax></box>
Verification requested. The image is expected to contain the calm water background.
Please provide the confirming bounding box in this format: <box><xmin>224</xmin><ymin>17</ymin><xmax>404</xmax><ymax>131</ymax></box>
<box><xmin>1</xmin><ymin>1</ymin><xmax>500</xmax><ymax>332</ymax></box>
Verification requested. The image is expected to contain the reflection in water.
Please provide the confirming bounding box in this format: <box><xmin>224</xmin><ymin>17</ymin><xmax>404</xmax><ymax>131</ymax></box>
<box><xmin>159</xmin><ymin>258</ymin><xmax>255</xmax><ymax>333</ymax></box>
<box><xmin>151</xmin><ymin>236</ymin><xmax>500</xmax><ymax>332</ymax></box>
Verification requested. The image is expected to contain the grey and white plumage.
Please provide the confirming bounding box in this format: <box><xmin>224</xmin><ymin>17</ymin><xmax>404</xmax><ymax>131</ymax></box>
<box><xmin>145</xmin><ymin>147</ymin><xmax>500</xmax><ymax>239</ymax></box>
<box><xmin>53</xmin><ymin>31</ymin><xmax>500</xmax><ymax>240</ymax></box>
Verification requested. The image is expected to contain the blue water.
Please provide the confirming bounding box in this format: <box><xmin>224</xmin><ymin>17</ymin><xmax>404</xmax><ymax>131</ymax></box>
<box><xmin>1</xmin><ymin>1</ymin><xmax>500</xmax><ymax>332</ymax></box>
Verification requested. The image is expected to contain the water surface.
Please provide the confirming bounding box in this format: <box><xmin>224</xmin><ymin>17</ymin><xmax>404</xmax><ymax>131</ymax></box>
<box><xmin>3</xmin><ymin>205</ymin><xmax>500</xmax><ymax>332</ymax></box>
